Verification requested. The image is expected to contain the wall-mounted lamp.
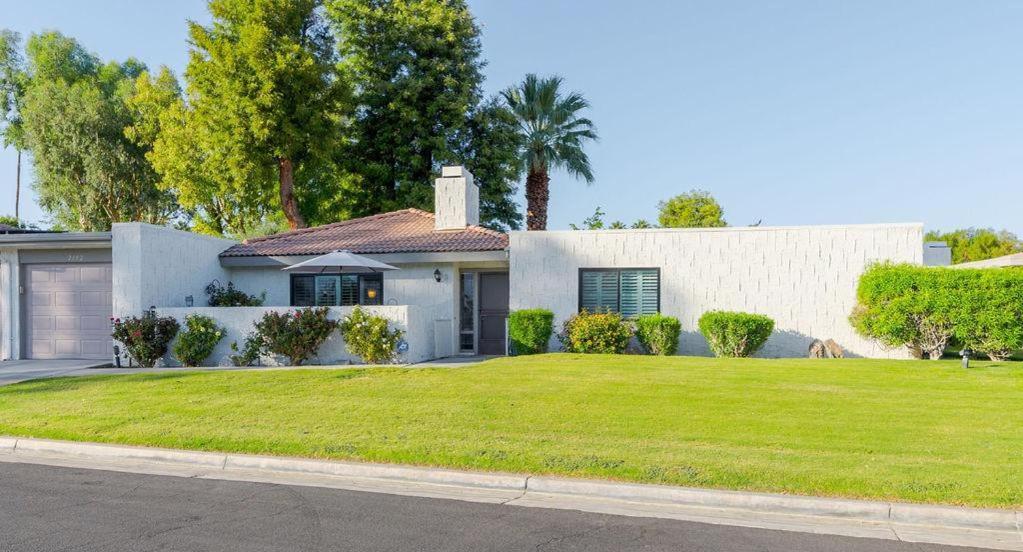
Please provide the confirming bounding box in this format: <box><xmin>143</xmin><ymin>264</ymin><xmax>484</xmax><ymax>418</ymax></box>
<box><xmin>433</xmin><ymin>269</ymin><xmax>442</xmax><ymax>283</ymax></box>
<box><xmin>185</xmin><ymin>295</ymin><xmax>194</xmax><ymax>307</ymax></box>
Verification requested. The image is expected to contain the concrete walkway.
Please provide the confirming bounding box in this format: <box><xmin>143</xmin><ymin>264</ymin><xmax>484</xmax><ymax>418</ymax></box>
<box><xmin>0</xmin><ymin>359</ymin><xmax>111</xmax><ymax>385</ymax></box>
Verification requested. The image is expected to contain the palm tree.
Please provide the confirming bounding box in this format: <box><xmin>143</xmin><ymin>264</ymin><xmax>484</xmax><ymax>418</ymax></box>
<box><xmin>502</xmin><ymin>74</ymin><xmax>597</xmax><ymax>230</ymax></box>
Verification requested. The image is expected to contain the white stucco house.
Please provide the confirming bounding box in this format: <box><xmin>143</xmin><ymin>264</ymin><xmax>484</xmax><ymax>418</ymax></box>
<box><xmin>0</xmin><ymin>165</ymin><xmax>929</xmax><ymax>364</ymax></box>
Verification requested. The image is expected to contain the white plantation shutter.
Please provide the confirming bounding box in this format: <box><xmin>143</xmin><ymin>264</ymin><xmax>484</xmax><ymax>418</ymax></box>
<box><xmin>620</xmin><ymin>269</ymin><xmax>659</xmax><ymax>317</ymax></box>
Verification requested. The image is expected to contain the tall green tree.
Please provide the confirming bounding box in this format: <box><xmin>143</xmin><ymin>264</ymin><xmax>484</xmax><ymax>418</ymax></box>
<box><xmin>0</xmin><ymin>31</ymin><xmax>176</xmax><ymax>231</ymax></box>
<box><xmin>657</xmin><ymin>190</ymin><xmax>726</xmax><ymax>228</ymax></box>
<box><xmin>151</xmin><ymin>0</ymin><xmax>347</xmax><ymax>234</ymax></box>
<box><xmin>0</xmin><ymin>31</ymin><xmax>28</xmax><ymax>219</ymax></box>
<box><xmin>447</xmin><ymin>97</ymin><xmax>522</xmax><ymax>230</ymax></box>
<box><xmin>328</xmin><ymin>0</ymin><xmax>483</xmax><ymax>215</ymax></box>
<box><xmin>502</xmin><ymin>74</ymin><xmax>598</xmax><ymax>231</ymax></box>
<box><xmin>924</xmin><ymin>228</ymin><xmax>1023</xmax><ymax>264</ymax></box>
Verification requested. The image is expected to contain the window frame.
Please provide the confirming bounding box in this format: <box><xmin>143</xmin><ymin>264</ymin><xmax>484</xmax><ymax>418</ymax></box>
<box><xmin>290</xmin><ymin>273</ymin><xmax>384</xmax><ymax>307</ymax></box>
<box><xmin>577</xmin><ymin>267</ymin><xmax>661</xmax><ymax>316</ymax></box>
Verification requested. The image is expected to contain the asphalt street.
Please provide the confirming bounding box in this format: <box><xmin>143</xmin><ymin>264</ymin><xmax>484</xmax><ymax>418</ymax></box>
<box><xmin>0</xmin><ymin>461</ymin><xmax>989</xmax><ymax>552</ymax></box>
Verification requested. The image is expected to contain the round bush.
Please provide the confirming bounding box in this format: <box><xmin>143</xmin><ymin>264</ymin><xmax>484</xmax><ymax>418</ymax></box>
<box><xmin>172</xmin><ymin>314</ymin><xmax>224</xmax><ymax>366</ymax></box>
<box><xmin>508</xmin><ymin>309</ymin><xmax>554</xmax><ymax>355</ymax></box>
<box><xmin>698</xmin><ymin>311</ymin><xmax>774</xmax><ymax>358</ymax></box>
<box><xmin>559</xmin><ymin>311</ymin><xmax>634</xmax><ymax>354</ymax></box>
<box><xmin>339</xmin><ymin>307</ymin><xmax>404</xmax><ymax>364</ymax></box>
<box><xmin>635</xmin><ymin>313</ymin><xmax>681</xmax><ymax>355</ymax></box>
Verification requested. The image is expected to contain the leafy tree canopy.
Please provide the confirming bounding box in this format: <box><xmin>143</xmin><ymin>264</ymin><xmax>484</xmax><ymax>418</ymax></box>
<box><xmin>924</xmin><ymin>228</ymin><xmax>1023</xmax><ymax>264</ymax></box>
<box><xmin>657</xmin><ymin>190</ymin><xmax>726</xmax><ymax>228</ymax></box>
<box><xmin>0</xmin><ymin>31</ymin><xmax>177</xmax><ymax>231</ymax></box>
<box><xmin>570</xmin><ymin>206</ymin><xmax>654</xmax><ymax>230</ymax></box>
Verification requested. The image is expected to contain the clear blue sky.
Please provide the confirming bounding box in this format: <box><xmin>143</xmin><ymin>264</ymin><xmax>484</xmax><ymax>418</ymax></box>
<box><xmin>1</xmin><ymin>0</ymin><xmax>1020</xmax><ymax>234</ymax></box>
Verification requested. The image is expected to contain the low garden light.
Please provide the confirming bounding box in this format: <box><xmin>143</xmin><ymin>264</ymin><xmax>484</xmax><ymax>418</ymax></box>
<box><xmin>961</xmin><ymin>348</ymin><xmax>972</xmax><ymax>369</ymax></box>
<box><xmin>433</xmin><ymin>269</ymin><xmax>442</xmax><ymax>283</ymax></box>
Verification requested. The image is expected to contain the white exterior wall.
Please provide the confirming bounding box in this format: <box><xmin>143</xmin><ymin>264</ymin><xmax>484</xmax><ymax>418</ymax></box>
<box><xmin>157</xmin><ymin>305</ymin><xmax>434</xmax><ymax>365</ymax></box>
<box><xmin>0</xmin><ymin>248</ymin><xmax>17</xmax><ymax>360</ymax></box>
<box><xmin>112</xmin><ymin>223</ymin><xmax>237</xmax><ymax>318</ymax></box>
<box><xmin>510</xmin><ymin>223</ymin><xmax>924</xmax><ymax>359</ymax></box>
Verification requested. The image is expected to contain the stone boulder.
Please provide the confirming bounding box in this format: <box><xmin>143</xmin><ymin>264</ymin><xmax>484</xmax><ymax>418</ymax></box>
<box><xmin>808</xmin><ymin>339</ymin><xmax>828</xmax><ymax>358</ymax></box>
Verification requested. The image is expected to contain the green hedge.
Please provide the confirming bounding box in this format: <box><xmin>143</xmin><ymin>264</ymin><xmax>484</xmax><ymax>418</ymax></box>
<box><xmin>698</xmin><ymin>311</ymin><xmax>774</xmax><ymax>358</ymax></box>
<box><xmin>508</xmin><ymin>309</ymin><xmax>554</xmax><ymax>355</ymax></box>
<box><xmin>635</xmin><ymin>313</ymin><xmax>681</xmax><ymax>355</ymax></box>
<box><xmin>851</xmin><ymin>263</ymin><xmax>1023</xmax><ymax>360</ymax></box>
<box><xmin>559</xmin><ymin>311</ymin><xmax>634</xmax><ymax>354</ymax></box>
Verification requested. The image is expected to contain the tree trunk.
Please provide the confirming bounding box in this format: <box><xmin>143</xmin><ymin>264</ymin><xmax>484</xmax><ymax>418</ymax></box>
<box><xmin>14</xmin><ymin>149</ymin><xmax>20</xmax><ymax>220</ymax></box>
<box><xmin>525</xmin><ymin>167</ymin><xmax>550</xmax><ymax>231</ymax></box>
<box><xmin>278</xmin><ymin>157</ymin><xmax>306</xmax><ymax>230</ymax></box>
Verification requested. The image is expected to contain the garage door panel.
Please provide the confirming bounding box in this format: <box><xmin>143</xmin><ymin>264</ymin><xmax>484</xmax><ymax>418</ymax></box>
<box><xmin>25</xmin><ymin>263</ymin><xmax>112</xmax><ymax>360</ymax></box>
<box><xmin>54</xmin><ymin>268</ymin><xmax>77</xmax><ymax>283</ymax></box>
<box><xmin>55</xmin><ymin>292</ymin><xmax>77</xmax><ymax>307</ymax></box>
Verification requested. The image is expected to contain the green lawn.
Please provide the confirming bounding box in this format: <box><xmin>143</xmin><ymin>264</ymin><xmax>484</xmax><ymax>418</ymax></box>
<box><xmin>1</xmin><ymin>354</ymin><xmax>1021</xmax><ymax>507</ymax></box>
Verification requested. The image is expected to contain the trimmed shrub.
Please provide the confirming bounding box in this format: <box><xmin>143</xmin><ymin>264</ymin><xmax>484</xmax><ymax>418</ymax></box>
<box><xmin>253</xmin><ymin>308</ymin><xmax>339</xmax><ymax>365</ymax></box>
<box><xmin>698</xmin><ymin>311</ymin><xmax>774</xmax><ymax>358</ymax></box>
<box><xmin>559</xmin><ymin>310</ymin><xmax>634</xmax><ymax>354</ymax></box>
<box><xmin>635</xmin><ymin>313</ymin><xmax>681</xmax><ymax>355</ymax></box>
<box><xmin>852</xmin><ymin>263</ymin><xmax>1023</xmax><ymax>360</ymax></box>
<box><xmin>339</xmin><ymin>307</ymin><xmax>404</xmax><ymax>364</ymax></box>
<box><xmin>111</xmin><ymin>312</ymin><xmax>180</xmax><ymax>368</ymax></box>
<box><xmin>205</xmin><ymin>280</ymin><xmax>265</xmax><ymax>307</ymax></box>
<box><xmin>508</xmin><ymin>309</ymin><xmax>554</xmax><ymax>355</ymax></box>
<box><xmin>172</xmin><ymin>314</ymin><xmax>224</xmax><ymax>366</ymax></box>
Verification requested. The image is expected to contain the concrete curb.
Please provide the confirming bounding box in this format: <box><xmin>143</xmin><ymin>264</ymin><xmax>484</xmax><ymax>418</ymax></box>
<box><xmin>2</xmin><ymin>436</ymin><xmax>1020</xmax><ymax>545</ymax></box>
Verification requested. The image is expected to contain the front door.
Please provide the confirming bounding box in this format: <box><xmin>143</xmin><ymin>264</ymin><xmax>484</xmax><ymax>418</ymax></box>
<box><xmin>477</xmin><ymin>272</ymin><xmax>509</xmax><ymax>355</ymax></box>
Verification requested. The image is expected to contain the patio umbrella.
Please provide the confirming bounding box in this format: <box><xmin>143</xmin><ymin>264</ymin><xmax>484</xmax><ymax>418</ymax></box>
<box><xmin>281</xmin><ymin>250</ymin><xmax>399</xmax><ymax>274</ymax></box>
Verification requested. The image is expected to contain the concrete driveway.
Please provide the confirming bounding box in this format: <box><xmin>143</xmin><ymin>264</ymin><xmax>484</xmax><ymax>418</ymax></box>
<box><xmin>0</xmin><ymin>359</ymin><xmax>111</xmax><ymax>386</ymax></box>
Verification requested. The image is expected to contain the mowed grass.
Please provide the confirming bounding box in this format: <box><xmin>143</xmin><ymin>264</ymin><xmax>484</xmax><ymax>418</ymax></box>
<box><xmin>0</xmin><ymin>354</ymin><xmax>1021</xmax><ymax>507</ymax></box>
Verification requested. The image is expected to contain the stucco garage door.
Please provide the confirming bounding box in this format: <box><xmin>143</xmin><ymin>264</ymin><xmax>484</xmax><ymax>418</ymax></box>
<box><xmin>24</xmin><ymin>264</ymin><xmax>113</xmax><ymax>360</ymax></box>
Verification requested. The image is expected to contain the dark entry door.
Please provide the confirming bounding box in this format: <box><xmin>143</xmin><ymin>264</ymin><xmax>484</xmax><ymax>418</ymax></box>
<box><xmin>477</xmin><ymin>272</ymin><xmax>509</xmax><ymax>355</ymax></box>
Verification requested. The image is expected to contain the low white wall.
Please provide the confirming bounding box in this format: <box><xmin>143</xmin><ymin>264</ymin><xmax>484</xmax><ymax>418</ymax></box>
<box><xmin>156</xmin><ymin>305</ymin><xmax>436</xmax><ymax>366</ymax></box>
<box><xmin>112</xmin><ymin>223</ymin><xmax>237</xmax><ymax>319</ymax></box>
<box><xmin>226</xmin><ymin>262</ymin><xmax>461</xmax><ymax>356</ymax></box>
<box><xmin>510</xmin><ymin>223</ymin><xmax>924</xmax><ymax>359</ymax></box>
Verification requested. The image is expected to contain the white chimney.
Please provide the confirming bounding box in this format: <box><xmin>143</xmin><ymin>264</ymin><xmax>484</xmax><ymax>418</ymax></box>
<box><xmin>434</xmin><ymin>165</ymin><xmax>479</xmax><ymax>230</ymax></box>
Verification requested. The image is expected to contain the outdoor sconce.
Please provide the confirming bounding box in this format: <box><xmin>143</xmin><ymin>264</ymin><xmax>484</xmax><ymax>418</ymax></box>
<box><xmin>961</xmin><ymin>348</ymin><xmax>972</xmax><ymax>369</ymax></box>
<box><xmin>433</xmin><ymin>269</ymin><xmax>442</xmax><ymax>283</ymax></box>
<box><xmin>185</xmin><ymin>295</ymin><xmax>194</xmax><ymax>307</ymax></box>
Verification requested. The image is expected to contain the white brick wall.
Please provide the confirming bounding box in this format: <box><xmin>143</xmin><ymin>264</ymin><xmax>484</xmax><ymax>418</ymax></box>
<box><xmin>509</xmin><ymin>223</ymin><xmax>924</xmax><ymax>358</ymax></box>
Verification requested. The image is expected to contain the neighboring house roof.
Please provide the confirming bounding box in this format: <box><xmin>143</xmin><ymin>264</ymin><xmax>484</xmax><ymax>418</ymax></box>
<box><xmin>0</xmin><ymin>224</ymin><xmax>49</xmax><ymax>235</ymax></box>
<box><xmin>220</xmin><ymin>208</ymin><xmax>508</xmax><ymax>257</ymax></box>
<box><xmin>953</xmin><ymin>252</ymin><xmax>1023</xmax><ymax>269</ymax></box>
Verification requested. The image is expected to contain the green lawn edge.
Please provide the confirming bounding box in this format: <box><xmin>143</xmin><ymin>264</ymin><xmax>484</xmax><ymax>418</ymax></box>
<box><xmin>0</xmin><ymin>354</ymin><xmax>1020</xmax><ymax>508</ymax></box>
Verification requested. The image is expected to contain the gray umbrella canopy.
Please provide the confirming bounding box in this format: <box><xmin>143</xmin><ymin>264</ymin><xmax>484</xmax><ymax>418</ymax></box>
<box><xmin>282</xmin><ymin>250</ymin><xmax>399</xmax><ymax>274</ymax></box>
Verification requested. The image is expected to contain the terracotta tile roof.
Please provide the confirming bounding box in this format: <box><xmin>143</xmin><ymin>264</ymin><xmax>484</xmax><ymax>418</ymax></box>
<box><xmin>220</xmin><ymin>209</ymin><xmax>508</xmax><ymax>257</ymax></box>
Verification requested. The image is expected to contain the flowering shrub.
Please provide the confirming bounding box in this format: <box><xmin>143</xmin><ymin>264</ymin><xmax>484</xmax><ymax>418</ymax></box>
<box><xmin>111</xmin><ymin>312</ymin><xmax>180</xmax><ymax>368</ymax></box>
<box><xmin>205</xmin><ymin>280</ymin><xmax>265</xmax><ymax>307</ymax></box>
<box><xmin>253</xmin><ymin>308</ymin><xmax>339</xmax><ymax>365</ymax></box>
<box><xmin>172</xmin><ymin>314</ymin><xmax>224</xmax><ymax>366</ymax></box>
<box><xmin>559</xmin><ymin>310</ymin><xmax>634</xmax><ymax>354</ymax></box>
<box><xmin>339</xmin><ymin>307</ymin><xmax>404</xmax><ymax>364</ymax></box>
